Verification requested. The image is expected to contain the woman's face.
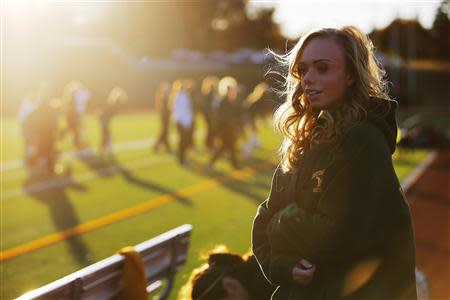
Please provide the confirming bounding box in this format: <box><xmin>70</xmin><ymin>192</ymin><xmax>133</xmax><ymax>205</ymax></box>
<box><xmin>297</xmin><ymin>37</ymin><xmax>353</xmax><ymax>110</ymax></box>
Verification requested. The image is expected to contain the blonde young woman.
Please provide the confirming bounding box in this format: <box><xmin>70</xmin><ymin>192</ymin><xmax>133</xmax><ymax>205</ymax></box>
<box><xmin>252</xmin><ymin>26</ymin><xmax>417</xmax><ymax>299</ymax></box>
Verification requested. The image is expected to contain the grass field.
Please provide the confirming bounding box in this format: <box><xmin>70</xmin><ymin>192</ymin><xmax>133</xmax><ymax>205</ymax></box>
<box><xmin>1</xmin><ymin>113</ymin><xmax>429</xmax><ymax>299</ymax></box>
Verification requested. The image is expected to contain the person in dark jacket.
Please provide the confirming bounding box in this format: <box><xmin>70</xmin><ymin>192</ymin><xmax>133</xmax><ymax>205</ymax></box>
<box><xmin>242</xmin><ymin>81</ymin><xmax>274</xmax><ymax>158</ymax></box>
<box><xmin>252</xmin><ymin>26</ymin><xmax>417</xmax><ymax>300</ymax></box>
<box><xmin>25</xmin><ymin>82</ymin><xmax>62</xmax><ymax>174</ymax></box>
<box><xmin>152</xmin><ymin>81</ymin><xmax>173</xmax><ymax>153</ymax></box>
<box><xmin>199</xmin><ymin>76</ymin><xmax>220</xmax><ymax>149</ymax></box>
<box><xmin>209</xmin><ymin>76</ymin><xmax>244</xmax><ymax>169</ymax></box>
<box><xmin>99</xmin><ymin>87</ymin><xmax>127</xmax><ymax>155</ymax></box>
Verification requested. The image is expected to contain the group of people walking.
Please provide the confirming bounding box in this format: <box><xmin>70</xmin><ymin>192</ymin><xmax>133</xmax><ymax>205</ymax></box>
<box><xmin>153</xmin><ymin>76</ymin><xmax>276</xmax><ymax>168</ymax></box>
<box><xmin>18</xmin><ymin>75</ymin><xmax>274</xmax><ymax>175</ymax></box>
<box><xmin>18</xmin><ymin>81</ymin><xmax>127</xmax><ymax>175</ymax></box>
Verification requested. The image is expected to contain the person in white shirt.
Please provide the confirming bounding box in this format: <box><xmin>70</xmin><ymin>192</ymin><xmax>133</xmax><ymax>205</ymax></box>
<box><xmin>172</xmin><ymin>80</ymin><xmax>194</xmax><ymax>165</ymax></box>
<box><xmin>63</xmin><ymin>80</ymin><xmax>91</xmax><ymax>149</ymax></box>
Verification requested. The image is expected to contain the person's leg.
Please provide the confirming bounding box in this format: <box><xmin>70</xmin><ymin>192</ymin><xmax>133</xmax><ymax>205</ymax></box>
<box><xmin>154</xmin><ymin>116</ymin><xmax>168</xmax><ymax>151</ymax></box>
<box><xmin>100</xmin><ymin>123</ymin><xmax>108</xmax><ymax>152</ymax></box>
<box><xmin>204</xmin><ymin>113</ymin><xmax>213</xmax><ymax>148</ymax></box>
<box><xmin>208</xmin><ymin>114</ymin><xmax>218</xmax><ymax>150</ymax></box>
<box><xmin>153</xmin><ymin>130</ymin><xmax>163</xmax><ymax>152</ymax></box>
<box><xmin>229</xmin><ymin>144</ymin><xmax>238</xmax><ymax>169</ymax></box>
<box><xmin>41</xmin><ymin>137</ymin><xmax>56</xmax><ymax>173</ymax></box>
<box><xmin>161</xmin><ymin>117</ymin><xmax>171</xmax><ymax>152</ymax></box>
<box><xmin>104</xmin><ymin>128</ymin><xmax>111</xmax><ymax>153</ymax></box>
<box><xmin>79</xmin><ymin>119</ymin><xmax>88</xmax><ymax>148</ymax></box>
<box><xmin>209</xmin><ymin>136</ymin><xmax>225</xmax><ymax>167</ymax></box>
<box><xmin>226</xmin><ymin>133</ymin><xmax>239</xmax><ymax>169</ymax></box>
<box><xmin>188</xmin><ymin>119</ymin><xmax>196</xmax><ymax>149</ymax></box>
<box><xmin>47</xmin><ymin>143</ymin><xmax>57</xmax><ymax>173</ymax></box>
<box><xmin>182</xmin><ymin>125</ymin><xmax>191</xmax><ymax>163</ymax></box>
<box><xmin>162</xmin><ymin>130</ymin><xmax>171</xmax><ymax>152</ymax></box>
<box><xmin>177</xmin><ymin>123</ymin><xmax>187</xmax><ymax>165</ymax></box>
<box><xmin>73</xmin><ymin>124</ymin><xmax>81</xmax><ymax>149</ymax></box>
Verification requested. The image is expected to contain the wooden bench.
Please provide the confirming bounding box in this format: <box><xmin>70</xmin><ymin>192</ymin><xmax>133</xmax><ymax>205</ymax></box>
<box><xmin>17</xmin><ymin>224</ymin><xmax>192</xmax><ymax>300</ymax></box>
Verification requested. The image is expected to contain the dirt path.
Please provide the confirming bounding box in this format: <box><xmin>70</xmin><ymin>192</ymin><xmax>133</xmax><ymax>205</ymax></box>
<box><xmin>406</xmin><ymin>149</ymin><xmax>449</xmax><ymax>300</ymax></box>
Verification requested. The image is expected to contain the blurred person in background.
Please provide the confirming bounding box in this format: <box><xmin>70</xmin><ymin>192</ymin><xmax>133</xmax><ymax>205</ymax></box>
<box><xmin>24</xmin><ymin>81</ymin><xmax>63</xmax><ymax>174</ymax></box>
<box><xmin>152</xmin><ymin>80</ymin><xmax>173</xmax><ymax>153</ymax></box>
<box><xmin>18</xmin><ymin>90</ymin><xmax>38</xmax><ymax>170</ymax></box>
<box><xmin>398</xmin><ymin>115</ymin><xmax>450</xmax><ymax>149</ymax></box>
<box><xmin>199</xmin><ymin>76</ymin><xmax>220</xmax><ymax>150</ymax></box>
<box><xmin>187</xmin><ymin>79</ymin><xmax>200</xmax><ymax>150</ymax></box>
<box><xmin>252</xmin><ymin>26</ymin><xmax>417</xmax><ymax>300</ymax></box>
<box><xmin>172</xmin><ymin>80</ymin><xmax>194</xmax><ymax>165</ymax></box>
<box><xmin>63</xmin><ymin>80</ymin><xmax>91</xmax><ymax>149</ymax></box>
<box><xmin>98</xmin><ymin>87</ymin><xmax>128</xmax><ymax>156</ymax></box>
<box><xmin>208</xmin><ymin>76</ymin><xmax>244</xmax><ymax>169</ymax></box>
<box><xmin>241</xmin><ymin>82</ymin><xmax>270</xmax><ymax>159</ymax></box>
<box><xmin>179</xmin><ymin>245</ymin><xmax>275</xmax><ymax>300</ymax></box>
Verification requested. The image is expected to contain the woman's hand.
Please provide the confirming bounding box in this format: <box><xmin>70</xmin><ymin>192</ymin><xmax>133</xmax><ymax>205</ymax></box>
<box><xmin>292</xmin><ymin>259</ymin><xmax>316</xmax><ymax>285</ymax></box>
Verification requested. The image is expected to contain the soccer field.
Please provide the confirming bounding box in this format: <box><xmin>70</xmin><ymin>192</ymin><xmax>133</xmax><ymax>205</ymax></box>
<box><xmin>1</xmin><ymin>113</ymin><xmax>429</xmax><ymax>299</ymax></box>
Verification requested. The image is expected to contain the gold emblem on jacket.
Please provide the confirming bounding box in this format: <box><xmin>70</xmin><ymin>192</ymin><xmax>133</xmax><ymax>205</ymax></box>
<box><xmin>312</xmin><ymin>169</ymin><xmax>325</xmax><ymax>193</ymax></box>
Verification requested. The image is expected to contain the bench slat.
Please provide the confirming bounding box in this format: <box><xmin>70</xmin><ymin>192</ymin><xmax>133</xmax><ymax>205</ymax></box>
<box><xmin>17</xmin><ymin>224</ymin><xmax>192</xmax><ymax>300</ymax></box>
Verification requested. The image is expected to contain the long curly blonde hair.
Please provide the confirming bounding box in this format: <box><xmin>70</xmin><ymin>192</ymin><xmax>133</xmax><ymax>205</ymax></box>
<box><xmin>273</xmin><ymin>26</ymin><xmax>391</xmax><ymax>173</ymax></box>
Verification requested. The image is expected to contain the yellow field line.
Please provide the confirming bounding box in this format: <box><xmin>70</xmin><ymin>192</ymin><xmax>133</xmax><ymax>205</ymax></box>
<box><xmin>0</xmin><ymin>165</ymin><xmax>268</xmax><ymax>262</ymax></box>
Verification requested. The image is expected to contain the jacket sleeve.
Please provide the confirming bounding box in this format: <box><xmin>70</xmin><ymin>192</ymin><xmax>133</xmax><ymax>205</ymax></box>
<box><xmin>271</xmin><ymin>124</ymin><xmax>400</xmax><ymax>265</ymax></box>
<box><xmin>251</xmin><ymin>166</ymin><xmax>301</xmax><ymax>286</ymax></box>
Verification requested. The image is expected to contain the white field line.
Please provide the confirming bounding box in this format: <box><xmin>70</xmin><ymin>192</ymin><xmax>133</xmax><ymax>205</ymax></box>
<box><xmin>1</xmin><ymin>155</ymin><xmax>172</xmax><ymax>201</ymax></box>
<box><xmin>1</xmin><ymin>129</ymin><xmax>207</xmax><ymax>172</ymax></box>
<box><xmin>0</xmin><ymin>138</ymin><xmax>155</xmax><ymax>172</ymax></box>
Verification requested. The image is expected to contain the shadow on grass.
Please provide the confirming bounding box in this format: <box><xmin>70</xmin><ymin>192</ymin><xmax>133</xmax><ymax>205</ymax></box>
<box><xmin>76</xmin><ymin>152</ymin><xmax>192</xmax><ymax>206</ymax></box>
<box><xmin>24</xmin><ymin>173</ymin><xmax>92</xmax><ymax>265</ymax></box>
<box><xmin>186</xmin><ymin>155</ymin><xmax>276</xmax><ymax>204</ymax></box>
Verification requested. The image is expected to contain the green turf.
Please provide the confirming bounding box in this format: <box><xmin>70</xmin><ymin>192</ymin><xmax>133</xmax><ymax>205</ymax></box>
<box><xmin>1</xmin><ymin>113</ymin><xmax>430</xmax><ymax>299</ymax></box>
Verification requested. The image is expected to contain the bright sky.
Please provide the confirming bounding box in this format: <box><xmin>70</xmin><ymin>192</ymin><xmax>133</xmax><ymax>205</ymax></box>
<box><xmin>248</xmin><ymin>0</ymin><xmax>442</xmax><ymax>38</ymax></box>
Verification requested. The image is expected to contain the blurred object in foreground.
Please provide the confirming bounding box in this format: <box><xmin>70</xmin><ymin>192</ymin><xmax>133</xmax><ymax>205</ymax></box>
<box><xmin>415</xmin><ymin>268</ymin><xmax>431</xmax><ymax>300</ymax></box>
<box><xmin>398</xmin><ymin>115</ymin><xmax>450</xmax><ymax>149</ymax></box>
